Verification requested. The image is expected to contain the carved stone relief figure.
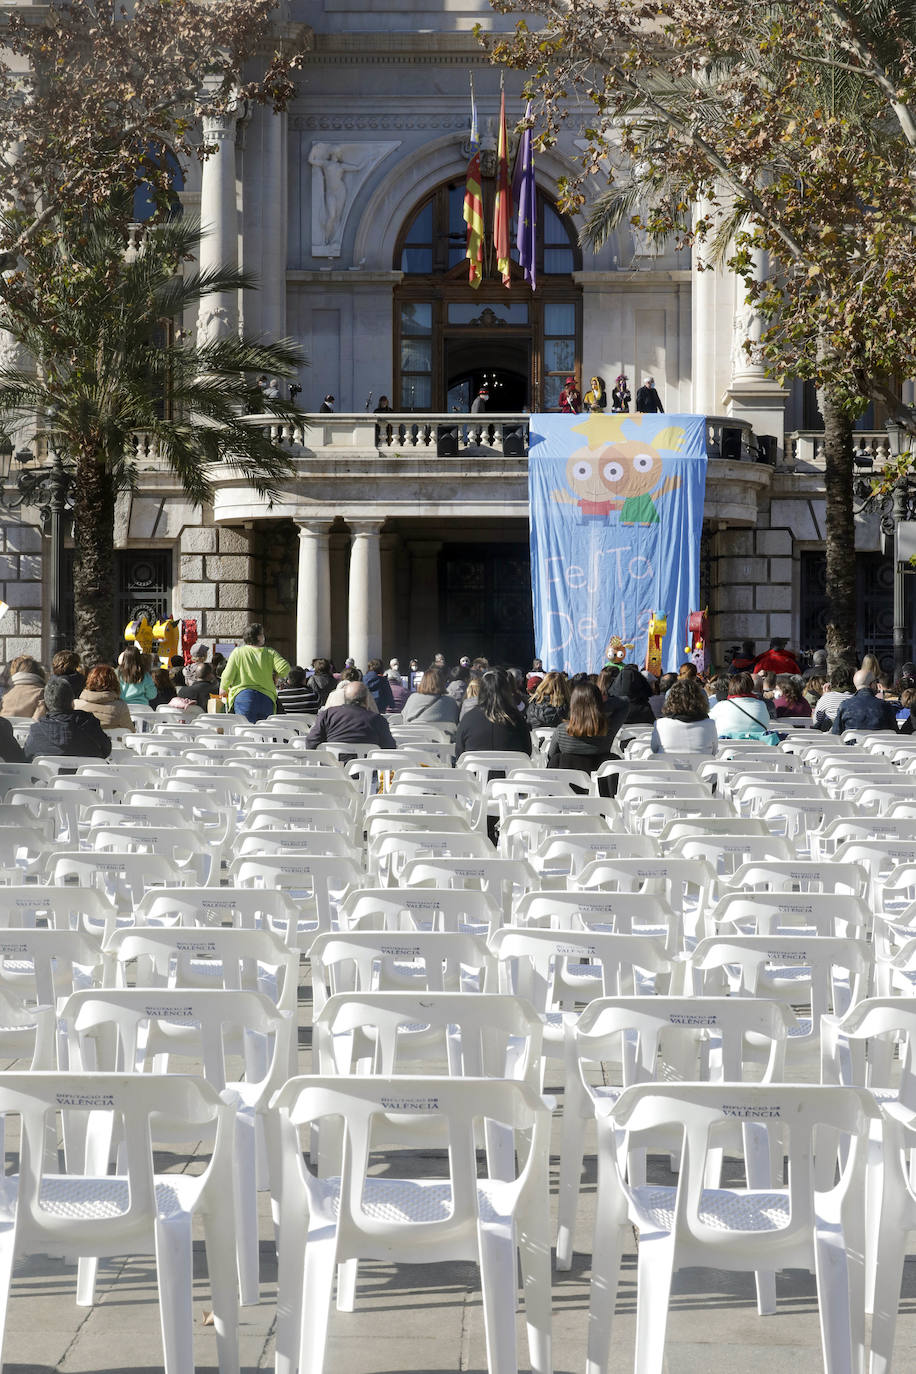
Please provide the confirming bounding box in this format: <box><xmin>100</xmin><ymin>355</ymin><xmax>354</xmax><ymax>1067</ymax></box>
<box><xmin>307</xmin><ymin>140</ymin><xmax>400</xmax><ymax>258</ymax></box>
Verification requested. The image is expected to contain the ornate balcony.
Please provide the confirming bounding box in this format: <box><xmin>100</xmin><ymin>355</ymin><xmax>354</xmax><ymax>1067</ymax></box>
<box><xmin>210</xmin><ymin>411</ymin><xmax>773</xmax><ymax>526</ymax></box>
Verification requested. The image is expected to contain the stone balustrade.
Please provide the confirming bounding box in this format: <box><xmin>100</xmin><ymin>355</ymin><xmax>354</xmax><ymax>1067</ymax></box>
<box><xmin>788</xmin><ymin>429</ymin><xmax>896</xmax><ymax>471</ymax></box>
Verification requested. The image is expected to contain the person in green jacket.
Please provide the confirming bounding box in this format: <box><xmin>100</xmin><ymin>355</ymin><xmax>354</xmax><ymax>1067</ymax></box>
<box><xmin>219</xmin><ymin>623</ymin><xmax>291</xmax><ymax>722</ymax></box>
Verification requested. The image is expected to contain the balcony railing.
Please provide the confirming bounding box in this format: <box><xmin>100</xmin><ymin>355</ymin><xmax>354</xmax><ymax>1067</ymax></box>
<box><xmin>788</xmin><ymin>430</ymin><xmax>895</xmax><ymax>471</ymax></box>
<box><xmin>133</xmin><ymin>413</ymin><xmax>769</xmax><ymax>466</ymax></box>
<box><xmin>237</xmin><ymin>412</ymin><xmax>767</xmax><ymax>462</ymax></box>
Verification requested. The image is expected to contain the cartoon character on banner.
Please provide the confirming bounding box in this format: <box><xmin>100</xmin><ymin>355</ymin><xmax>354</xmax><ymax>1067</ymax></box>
<box><xmin>686</xmin><ymin>608</ymin><xmax>709</xmax><ymax>672</ymax></box>
<box><xmin>605</xmin><ymin>635</ymin><xmax>633</xmax><ymax>666</ymax></box>
<box><xmin>181</xmin><ymin>618</ymin><xmax>199</xmax><ymax>664</ymax></box>
<box><xmin>124</xmin><ymin>615</ymin><xmax>154</xmax><ymax>655</ymax></box>
<box><xmin>645</xmin><ymin>611</ymin><xmax>667</xmax><ymax>676</ymax></box>
<box><xmin>153</xmin><ymin>617</ymin><xmax>180</xmax><ymax>667</ymax></box>
<box><xmin>552</xmin><ymin>414</ymin><xmax>684</xmax><ymax>524</ymax></box>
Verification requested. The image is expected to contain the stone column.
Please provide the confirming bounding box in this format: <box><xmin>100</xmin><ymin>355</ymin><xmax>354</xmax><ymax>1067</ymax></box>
<box><xmin>691</xmin><ymin>200</ymin><xmax>717</xmax><ymax>414</ymax></box>
<box><xmin>197</xmin><ymin>108</ymin><xmax>240</xmax><ymax>343</ymax></box>
<box><xmin>295</xmin><ymin>521</ymin><xmax>332</xmax><ymax>666</ymax></box>
<box><xmin>347</xmin><ymin>520</ymin><xmax>383</xmax><ymax>668</ymax></box>
<box><xmin>261</xmin><ymin>109</ymin><xmax>287</xmax><ymax>341</ymax></box>
<box><xmin>407</xmin><ymin>539</ymin><xmax>443</xmax><ymax>662</ymax></box>
<box><xmin>380</xmin><ymin>532</ymin><xmax>399</xmax><ymax>662</ymax></box>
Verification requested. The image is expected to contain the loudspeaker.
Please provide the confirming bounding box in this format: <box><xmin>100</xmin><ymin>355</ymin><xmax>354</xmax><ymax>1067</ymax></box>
<box><xmin>503</xmin><ymin>425</ymin><xmax>527</xmax><ymax>456</ymax></box>
<box><xmin>436</xmin><ymin>425</ymin><xmax>459</xmax><ymax>456</ymax></box>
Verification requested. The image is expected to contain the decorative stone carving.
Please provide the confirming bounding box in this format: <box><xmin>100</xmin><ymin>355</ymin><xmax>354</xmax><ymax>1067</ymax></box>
<box><xmin>309</xmin><ymin>140</ymin><xmax>400</xmax><ymax>257</ymax></box>
<box><xmin>0</xmin><ymin>330</ymin><xmax>22</xmax><ymax>373</ymax></box>
<box><xmin>294</xmin><ymin>114</ymin><xmax>465</xmax><ymax>131</ymax></box>
<box><xmin>196</xmin><ymin>304</ymin><xmax>233</xmax><ymax>346</ymax></box>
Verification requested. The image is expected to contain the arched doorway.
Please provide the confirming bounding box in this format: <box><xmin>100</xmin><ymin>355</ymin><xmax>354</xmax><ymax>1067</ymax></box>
<box><xmin>395</xmin><ymin>179</ymin><xmax>582</xmax><ymax>412</ymax></box>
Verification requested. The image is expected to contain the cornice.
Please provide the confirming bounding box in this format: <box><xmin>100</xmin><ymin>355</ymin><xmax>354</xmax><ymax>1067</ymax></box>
<box><xmin>290</xmin><ymin>113</ymin><xmax>468</xmax><ymax>130</ymax></box>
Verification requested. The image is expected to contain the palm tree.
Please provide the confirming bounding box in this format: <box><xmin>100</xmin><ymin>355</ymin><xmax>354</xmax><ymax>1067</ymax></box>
<box><xmin>0</xmin><ymin>206</ymin><xmax>305</xmax><ymax>665</ymax></box>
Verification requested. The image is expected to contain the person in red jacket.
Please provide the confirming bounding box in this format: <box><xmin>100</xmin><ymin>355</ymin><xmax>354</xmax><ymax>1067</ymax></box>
<box><xmin>753</xmin><ymin>638</ymin><xmax>801</xmax><ymax>675</ymax></box>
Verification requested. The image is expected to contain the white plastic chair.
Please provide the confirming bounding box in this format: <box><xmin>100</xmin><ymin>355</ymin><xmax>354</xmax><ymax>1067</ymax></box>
<box><xmin>557</xmin><ymin>995</ymin><xmax>792</xmax><ymax>1271</ymax></box>
<box><xmin>687</xmin><ymin>933</ymin><xmax>873</xmax><ymax>1068</ymax></box>
<box><xmin>718</xmin><ymin>858</ymin><xmax>868</xmax><ymax>898</ymax></box>
<box><xmin>497</xmin><ymin>812</ymin><xmax>615</xmax><ymax>863</ymax></box>
<box><xmin>369</xmin><ymin>829</ymin><xmax>493</xmax><ymax>886</ymax></box>
<box><xmin>230</xmin><ymin>853</ymin><xmax>363</xmax><ymax>938</ymax></box>
<box><xmin>102</xmin><ymin>926</ymin><xmax>298</xmax><ymax>1023</ymax></box>
<box><xmin>577</xmin><ymin>856</ymin><xmax>717</xmax><ymax>946</ymax></box>
<box><xmin>401</xmin><ymin>855</ymin><xmax>536</xmax><ymax>926</ymax></box>
<box><xmin>490</xmin><ymin>926</ymin><xmax>673</xmax><ymax>1087</ymax></box>
<box><xmin>0</xmin><ymin>884</ymin><xmax>118</xmax><ymax>944</ymax></box>
<box><xmin>704</xmin><ymin>890</ymin><xmax>871</xmax><ymax>941</ymax></box>
<box><xmin>337</xmin><ymin>886</ymin><xmax>501</xmax><ymax>939</ymax></box>
<box><xmin>131</xmin><ymin>885</ymin><xmax>301</xmax><ymax>945</ymax></box>
<box><xmin>0</xmin><ymin>1072</ymin><xmax>239</xmax><ymax>1374</ymax></box>
<box><xmin>59</xmin><ymin>987</ymin><xmax>293</xmax><ymax>1307</ymax></box>
<box><xmin>530</xmin><ymin>831</ymin><xmax>655</xmax><ymax>882</ymax></box>
<box><xmin>457</xmin><ymin>751</ymin><xmax>535</xmax><ymax>786</ymax></box>
<box><xmin>870</xmin><ymin>1099</ymin><xmax>916</xmax><ymax>1372</ymax></box>
<box><xmin>588</xmin><ymin>1082</ymin><xmax>878</xmax><ymax>1374</ymax></box>
<box><xmin>314</xmin><ymin>989</ymin><xmax>542</xmax><ymax>1088</ymax></box>
<box><xmin>270</xmin><ymin>1075</ymin><xmax>552</xmax><ymax>1374</ymax></box>
<box><xmin>308</xmin><ymin>929</ymin><xmax>491</xmax><ymax>1014</ymax></box>
<box><xmin>49</xmin><ymin>851</ymin><xmax>192</xmax><ymax>915</ymax></box>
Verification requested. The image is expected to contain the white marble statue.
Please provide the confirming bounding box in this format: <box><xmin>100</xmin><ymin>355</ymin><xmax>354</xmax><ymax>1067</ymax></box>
<box><xmin>308</xmin><ymin>140</ymin><xmax>401</xmax><ymax>258</ymax></box>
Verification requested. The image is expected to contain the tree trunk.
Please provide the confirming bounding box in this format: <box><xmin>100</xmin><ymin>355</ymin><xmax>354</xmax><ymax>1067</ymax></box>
<box><xmin>71</xmin><ymin>451</ymin><xmax>117</xmax><ymax>667</ymax></box>
<box><xmin>819</xmin><ymin>385</ymin><xmax>857</xmax><ymax>666</ymax></box>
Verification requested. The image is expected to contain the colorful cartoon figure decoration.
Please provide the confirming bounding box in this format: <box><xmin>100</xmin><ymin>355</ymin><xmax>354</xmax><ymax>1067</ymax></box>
<box><xmin>645</xmin><ymin>611</ymin><xmax>667</xmax><ymax>676</ymax></box>
<box><xmin>554</xmin><ymin>414</ymin><xmax>684</xmax><ymax>524</ymax></box>
<box><xmin>558</xmin><ymin>376</ymin><xmax>581</xmax><ymax>413</ymax></box>
<box><xmin>685</xmin><ymin>608</ymin><xmax>710</xmax><ymax>672</ymax></box>
<box><xmin>583</xmin><ymin>376</ymin><xmax>607</xmax><ymax>413</ymax></box>
<box><xmin>153</xmin><ymin>617</ymin><xmax>180</xmax><ymax>667</ymax></box>
<box><xmin>605</xmin><ymin>635</ymin><xmax>633</xmax><ymax>665</ymax></box>
<box><xmin>124</xmin><ymin>615</ymin><xmax>154</xmax><ymax>655</ymax></box>
<box><xmin>181</xmin><ymin>618</ymin><xmax>199</xmax><ymax>664</ymax></box>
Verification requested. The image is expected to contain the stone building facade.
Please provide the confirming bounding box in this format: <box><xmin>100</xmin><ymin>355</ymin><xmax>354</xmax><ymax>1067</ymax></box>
<box><xmin>0</xmin><ymin>0</ymin><xmax>908</xmax><ymax>671</ymax></box>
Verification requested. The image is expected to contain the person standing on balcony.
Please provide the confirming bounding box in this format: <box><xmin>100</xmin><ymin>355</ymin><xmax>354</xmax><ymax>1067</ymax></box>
<box><xmin>320</xmin><ymin>394</ymin><xmax>335</xmax><ymax>412</ymax></box>
<box><xmin>635</xmin><ymin>376</ymin><xmax>664</xmax><ymax>413</ymax></box>
<box><xmin>219</xmin><ymin>623</ymin><xmax>291</xmax><ymax>723</ymax></box>
<box><xmin>611</xmin><ymin>374</ymin><xmax>631</xmax><ymax>413</ymax></box>
<box><xmin>559</xmin><ymin>376</ymin><xmax>581</xmax><ymax>413</ymax></box>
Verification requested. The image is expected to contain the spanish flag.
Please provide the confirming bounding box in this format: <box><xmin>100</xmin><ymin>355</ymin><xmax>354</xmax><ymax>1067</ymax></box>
<box><xmin>463</xmin><ymin>88</ymin><xmax>484</xmax><ymax>289</ymax></box>
<box><xmin>494</xmin><ymin>88</ymin><xmax>512</xmax><ymax>287</ymax></box>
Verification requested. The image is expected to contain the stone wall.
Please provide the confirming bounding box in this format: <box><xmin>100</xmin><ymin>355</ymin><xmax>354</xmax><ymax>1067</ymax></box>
<box><xmin>178</xmin><ymin>521</ymin><xmax>261</xmax><ymax>648</ymax></box>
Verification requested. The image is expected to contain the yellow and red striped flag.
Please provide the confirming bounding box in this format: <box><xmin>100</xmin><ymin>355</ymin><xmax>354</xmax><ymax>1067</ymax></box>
<box><xmin>463</xmin><ymin>87</ymin><xmax>484</xmax><ymax>288</ymax></box>
<box><xmin>494</xmin><ymin>88</ymin><xmax>512</xmax><ymax>287</ymax></box>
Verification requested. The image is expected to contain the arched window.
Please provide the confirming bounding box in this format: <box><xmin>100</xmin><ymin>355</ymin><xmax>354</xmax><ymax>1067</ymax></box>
<box><xmin>397</xmin><ymin>181</ymin><xmax>580</xmax><ymax>279</ymax></box>
<box><xmin>132</xmin><ymin>144</ymin><xmax>185</xmax><ymax>223</ymax></box>
<box><xmin>394</xmin><ymin>179</ymin><xmax>582</xmax><ymax>412</ymax></box>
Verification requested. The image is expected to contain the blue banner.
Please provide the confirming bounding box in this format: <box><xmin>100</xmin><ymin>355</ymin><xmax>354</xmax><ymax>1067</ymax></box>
<box><xmin>528</xmin><ymin>413</ymin><xmax>708</xmax><ymax>674</ymax></box>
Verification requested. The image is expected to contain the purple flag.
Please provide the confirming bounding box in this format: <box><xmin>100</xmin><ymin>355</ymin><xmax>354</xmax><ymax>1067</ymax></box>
<box><xmin>512</xmin><ymin>103</ymin><xmax>537</xmax><ymax>291</ymax></box>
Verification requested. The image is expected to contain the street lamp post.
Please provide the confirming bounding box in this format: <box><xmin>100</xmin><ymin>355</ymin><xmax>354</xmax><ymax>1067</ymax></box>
<box><xmin>0</xmin><ymin>442</ymin><xmax>73</xmax><ymax>659</ymax></box>
<box><xmin>876</xmin><ymin>421</ymin><xmax>916</xmax><ymax>674</ymax></box>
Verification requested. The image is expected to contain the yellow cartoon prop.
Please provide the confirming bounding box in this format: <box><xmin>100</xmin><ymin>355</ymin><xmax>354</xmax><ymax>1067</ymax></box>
<box><xmin>605</xmin><ymin>635</ymin><xmax>633</xmax><ymax>665</ymax></box>
<box><xmin>123</xmin><ymin>616</ymin><xmax>154</xmax><ymax>654</ymax></box>
<box><xmin>645</xmin><ymin>611</ymin><xmax>667</xmax><ymax>676</ymax></box>
<box><xmin>153</xmin><ymin>618</ymin><xmax>180</xmax><ymax>667</ymax></box>
<box><xmin>686</xmin><ymin>608</ymin><xmax>710</xmax><ymax>673</ymax></box>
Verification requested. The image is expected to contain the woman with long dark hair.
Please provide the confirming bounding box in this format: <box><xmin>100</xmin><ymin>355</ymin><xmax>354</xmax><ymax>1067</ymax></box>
<box><xmin>454</xmin><ymin>669</ymin><xmax>532</xmax><ymax>757</ymax></box>
<box><xmin>547</xmin><ymin>680</ymin><xmax>625</xmax><ymax>777</ymax></box>
<box><xmin>117</xmin><ymin>646</ymin><xmax>157</xmax><ymax>706</ymax></box>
